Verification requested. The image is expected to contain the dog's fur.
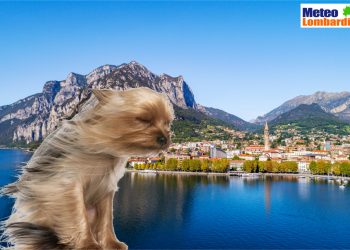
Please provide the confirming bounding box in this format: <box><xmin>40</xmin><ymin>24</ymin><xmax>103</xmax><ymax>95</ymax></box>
<box><xmin>1</xmin><ymin>87</ymin><xmax>174</xmax><ymax>250</ymax></box>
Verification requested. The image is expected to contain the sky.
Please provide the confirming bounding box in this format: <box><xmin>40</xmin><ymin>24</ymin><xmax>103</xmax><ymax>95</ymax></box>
<box><xmin>0</xmin><ymin>1</ymin><xmax>349</xmax><ymax>121</ymax></box>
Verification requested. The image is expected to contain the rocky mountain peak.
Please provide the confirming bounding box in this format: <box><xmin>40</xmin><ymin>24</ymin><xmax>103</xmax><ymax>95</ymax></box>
<box><xmin>65</xmin><ymin>72</ymin><xmax>87</xmax><ymax>87</ymax></box>
<box><xmin>255</xmin><ymin>91</ymin><xmax>350</xmax><ymax>124</ymax></box>
<box><xmin>42</xmin><ymin>81</ymin><xmax>60</xmax><ymax>95</ymax></box>
<box><xmin>0</xmin><ymin>62</ymin><xmax>199</xmax><ymax>145</ymax></box>
<box><xmin>86</xmin><ymin>64</ymin><xmax>118</xmax><ymax>86</ymax></box>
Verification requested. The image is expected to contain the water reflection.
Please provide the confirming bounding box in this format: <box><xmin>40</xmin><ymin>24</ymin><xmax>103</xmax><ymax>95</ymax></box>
<box><xmin>113</xmin><ymin>173</ymin><xmax>350</xmax><ymax>249</ymax></box>
<box><xmin>114</xmin><ymin>172</ymin><xmax>230</xmax><ymax>247</ymax></box>
<box><xmin>265</xmin><ymin>178</ymin><xmax>271</xmax><ymax>214</ymax></box>
<box><xmin>2</xmin><ymin>155</ymin><xmax>350</xmax><ymax>249</ymax></box>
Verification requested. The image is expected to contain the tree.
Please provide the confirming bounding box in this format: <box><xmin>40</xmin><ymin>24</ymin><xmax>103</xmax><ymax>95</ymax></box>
<box><xmin>166</xmin><ymin>158</ymin><xmax>178</xmax><ymax>171</ymax></box>
<box><xmin>201</xmin><ymin>159</ymin><xmax>210</xmax><ymax>172</ymax></box>
<box><xmin>340</xmin><ymin>162</ymin><xmax>350</xmax><ymax>176</ymax></box>
<box><xmin>316</xmin><ymin>161</ymin><xmax>331</xmax><ymax>175</ymax></box>
<box><xmin>258</xmin><ymin>161</ymin><xmax>266</xmax><ymax>173</ymax></box>
<box><xmin>181</xmin><ymin>159</ymin><xmax>190</xmax><ymax>171</ymax></box>
<box><xmin>243</xmin><ymin>160</ymin><xmax>255</xmax><ymax>173</ymax></box>
<box><xmin>271</xmin><ymin>161</ymin><xmax>280</xmax><ymax>173</ymax></box>
<box><xmin>212</xmin><ymin>159</ymin><xmax>229</xmax><ymax>173</ymax></box>
<box><xmin>309</xmin><ymin>161</ymin><xmax>317</xmax><ymax>174</ymax></box>
<box><xmin>332</xmin><ymin>162</ymin><xmax>341</xmax><ymax>176</ymax></box>
<box><xmin>254</xmin><ymin>160</ymin><xmax>260</xmax><ymax>173</ymax></box>
<box><xmin>189</xmin><ymin>159</ymin><xmax>201</xmax><ymax>172</ymax></box>
<box><xmin>282</xmin><ymin>161</ymin><xmax>298</xmax><ymax>173</ymax></box>
<box><xmin>264</xmin><ymin>161</ymin><xmax>273</xmax><ymax>173</ymax></box>
<box><xmin>232</xmin><ymin>155</ymin><xmax>241</xmax><ymax>160</ymax></box>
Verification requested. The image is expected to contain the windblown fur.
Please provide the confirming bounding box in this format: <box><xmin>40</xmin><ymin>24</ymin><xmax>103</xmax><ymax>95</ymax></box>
<box><xmin>1</xmin><ymin>87</ymin><xmax>174</xmax><ymax>250</ymax></box>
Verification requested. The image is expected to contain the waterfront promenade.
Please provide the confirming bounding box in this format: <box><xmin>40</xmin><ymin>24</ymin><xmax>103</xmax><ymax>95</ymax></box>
<box><xmin>126</xmin><ymin>169</ymin><xmax>350</xmax><ymax>180</ymax></box>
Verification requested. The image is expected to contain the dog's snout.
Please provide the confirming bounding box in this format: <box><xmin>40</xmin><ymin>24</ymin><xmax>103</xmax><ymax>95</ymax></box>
<box><xmin>156</xmin><ymin>135</ymin><xmax>167</xmax><ymax>146</ymax></box>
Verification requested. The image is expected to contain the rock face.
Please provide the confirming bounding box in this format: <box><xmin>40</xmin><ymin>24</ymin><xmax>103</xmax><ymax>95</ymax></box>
<box><xmin>0</xmin><ymin>61</ymin><xmax>197</xmax><ymax>145</ymax></box>
<box><xmin>254</xmin><ymin>91</ymin><xmax>350</xmax><ymax>124</ymax></box>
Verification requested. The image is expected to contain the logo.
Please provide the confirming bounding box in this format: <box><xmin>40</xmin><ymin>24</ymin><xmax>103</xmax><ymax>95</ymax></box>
<box><xmin>301</xmin><ymin>4</ymin><xmax>350</xmax><ymax>28</ymax></box>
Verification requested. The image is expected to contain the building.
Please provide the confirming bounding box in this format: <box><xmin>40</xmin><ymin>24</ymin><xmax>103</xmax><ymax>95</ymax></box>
<box><xmin>298</xmin><ymin>161</ymin><xmax>310</xmax><ymax>173</ymax></box>
<box><xmin>264</xmin><ymin>122</ymin><xmax>270</xmax><ymax>151</ymax></box>
<box><xmin>239</xmin><ymin>154</ymin><xmax>255</xmax><ymax>161</ymax></box>
<box><xmin>323</xmin><ymin>141</ymin><xmax>331</xmax><ymax>151</ymax></box>
<box><xmin>128</xmin><ymin>158</ymin><xmax>147</xmax><ymax>167</ymax></box>
<box><xmin>245</xmin><ymin>145</ymin><xmax>264</xmax><ymax>155</ymax></box>
<box><xmin>226</xmin><ymin>150</ymin><xmax>241</xmax><ymax>159</ymax></box>
<box><xmin>210</xmin><ymin>145</ymin><xmax>227</xmax><ymax>158</ymax></box>
<box><xmin>229</xmin><ymin>160</ymin><xmax>245</xmax><ymax>171</ymax></box>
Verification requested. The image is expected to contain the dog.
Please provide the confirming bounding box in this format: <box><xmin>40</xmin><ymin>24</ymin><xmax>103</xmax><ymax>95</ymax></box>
<box><xmin>1</xmin><ymin>87</ymin><xmax>174</xmax><ymax>250</ymax></box>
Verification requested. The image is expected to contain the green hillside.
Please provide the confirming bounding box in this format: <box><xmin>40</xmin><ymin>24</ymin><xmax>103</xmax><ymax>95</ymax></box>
<box><xmin>270</xmin><ymin>103</ymin><xmax>350</xmax><ymax>134</ymax></box>
<box><xmin>172</xmin><ymin>106</ymin><xmax>236</xmax><ymax>142</ymax></box>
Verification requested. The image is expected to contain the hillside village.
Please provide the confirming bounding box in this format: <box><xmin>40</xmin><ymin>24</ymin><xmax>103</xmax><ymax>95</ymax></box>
<box><xmin>129</xmin><ymin>122</ymin><xmax>350</xmax><ymax>174</ymax></box>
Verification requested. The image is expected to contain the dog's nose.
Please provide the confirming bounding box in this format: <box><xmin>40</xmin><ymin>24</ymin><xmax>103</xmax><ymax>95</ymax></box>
<box><xmin>156</xmin><ymin>136</ymin><xmax>167</xmax><ymax>146</ymax></box>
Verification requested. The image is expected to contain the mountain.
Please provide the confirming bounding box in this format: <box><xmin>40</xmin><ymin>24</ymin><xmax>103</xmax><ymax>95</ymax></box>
<box><xmin>255</xmin><ymin>91</ymin><xmax>350</xmax><ymax>124</ymax></box>
<box><xmin>270</xmin><ymin>103</ymin><xmax>350</xmax><ymax>134</ymax></box>
<box><xmin>0</xmin><ymin>61</ymin><xmax>246</xmax><ymax>146</ymax></box>
<box><xmin>198</xmin><ymin>105</ymin><xmax>258</xmax><ymax>131</ymax></box>
<box><xmin>172</xmin><ymin>106</ymin><xmax>237</xmax><ymax>142</ymax></box>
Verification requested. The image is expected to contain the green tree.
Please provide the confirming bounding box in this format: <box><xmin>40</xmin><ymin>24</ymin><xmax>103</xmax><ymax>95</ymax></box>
<box><xmin>264</xmin><ymin>160</ymin><xmax>273</xmax><ymax>173</ymax></box>
<box><xmin>309</xmin><ymin>161</ymin><xmax>317</xmax><ymax>174</ymax></box>
<box><xmin>243</xmin><ymin>160</ymin><xmax>255</xmax><ymax>173</ymax></box>
<box><xmin>271</xmin><ymin>161</ymin><xmax>280</xmax><ymax>173</ymax></box>
<box><xmin>281</xmin><ymin>161</ymin><xmax>298</xmax><ymax>173</ymax></box>
<box><xmin>340</xmin><ymin>162</ymin><xmax>350</xmax><ymax>176</ymax></box>
<box><xmin>201</xmin><ymin>159</ymin><xmax>210</xmax><ymax>172</ymax></box>
<box><xmin>254</xmin><ymin>160</ymin><xmax>260</xmax><ymax>173</ymax></box>
<box><xmin>316</xmin><ymin>161</ymin><xmax>331</xmax><ymax>175</ymax></box>
<box><xmin>189</xmin><ymin>159</ymin><xmax>201</xmax><ymax>172</ymax></box>
<box><xmin>212</xmin><ymin>159</ymin><xmax>229</xmax><ymax>173</ymax></box>
<box><xmin>258</xmin><ymin>161</ymin><xmax>266</xmax><ymax>173</ymax></box>
<box><xmin>166</xmin><ymin>158</ymin><xmax>178</xmax><ymax>171</ymax></box>
<box><xmin>332</xmin><ymin>162</ymin><xmax>341</xmax><ymax>176</ymax></box>
<box><xmin>232</xmin><ymin>155</ymin><xmax>241</xmax><ymax>160</ymax></box>
<box><xmin>181</xmin><ymin>159</ymin><xmax>190</xmax><ymax>171</ymax></box>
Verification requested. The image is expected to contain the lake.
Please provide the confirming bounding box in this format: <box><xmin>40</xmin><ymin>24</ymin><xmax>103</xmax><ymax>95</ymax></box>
<box><xmin>1</xmin><ymin>149</ymin><xmax>350</xmax><ymax>249</ymax></box>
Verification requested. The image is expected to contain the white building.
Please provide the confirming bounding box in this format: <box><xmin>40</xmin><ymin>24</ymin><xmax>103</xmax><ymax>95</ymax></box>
<box><xmin>298</xmin><ymin>161</ymin><xmax>310</xmax><ymax>173</ymax></box>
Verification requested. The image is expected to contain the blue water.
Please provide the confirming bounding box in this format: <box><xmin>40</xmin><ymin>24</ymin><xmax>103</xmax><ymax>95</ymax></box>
<box><xmin>1</xmin><ymin>149</ymin><xmax>350</xmax><ymax>249</ymax></box>
<box><xmin>0</xmin><ymin>149</ymin><xmax>32</xmax><ymax>222</ymax></box>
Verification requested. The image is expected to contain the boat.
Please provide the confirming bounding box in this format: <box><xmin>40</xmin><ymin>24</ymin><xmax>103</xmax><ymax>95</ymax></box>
<box><xmin>240</xmin><ymin>173</ymin><xmax>252</xmax><ymax>177</ymax></box>
<box><xmin>339</xmin><ymin>184</ymin><xmax>346</xmax><ymax>189</ymax></box>
<box><xmin>240</xmin><ymin>173</ymin><xmax>260</xmax><ymax>178</ymax></box>
<box><xmin>140</xmin><ymin>169</ymin><xmax>157</xmax><ymax>174</ymax></box>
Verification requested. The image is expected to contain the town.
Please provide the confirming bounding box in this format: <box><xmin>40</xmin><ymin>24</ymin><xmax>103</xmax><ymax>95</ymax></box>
<box><xmin>128</xmin><ymin>122</ymin><xmax>350</xmax><ymax>175</ymax></box>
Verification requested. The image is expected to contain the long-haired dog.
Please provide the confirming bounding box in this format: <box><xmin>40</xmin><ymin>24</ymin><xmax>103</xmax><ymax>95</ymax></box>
<box><xmin>1</xmin><ymin>87</ymin><xmax>174</xmax><ymax>250</ymax></box>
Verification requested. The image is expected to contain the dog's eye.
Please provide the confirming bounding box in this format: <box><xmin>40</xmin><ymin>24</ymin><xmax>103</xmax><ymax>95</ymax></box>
<box><xmin>136</xmin><ymin>117</ymin><xmax>151</xmax><ymax>124</ymax></box>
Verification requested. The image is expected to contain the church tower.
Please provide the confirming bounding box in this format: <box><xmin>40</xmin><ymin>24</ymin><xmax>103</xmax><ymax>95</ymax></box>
<box><xmin>264</xmin><ymin>122</ymin><xmax>270</xmax><ymax>151</ymax></box>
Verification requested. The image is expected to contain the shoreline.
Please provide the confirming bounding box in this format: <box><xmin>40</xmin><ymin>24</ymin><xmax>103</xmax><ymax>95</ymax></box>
<box><xmin>0</xmin><ymin>147</ymin><xmax>33</xmax><ymax>152</ymax></box>
<box><xmin>126</xmin><ymin>169</ymin><xmax>228</xmax><ymax>176</ymax></box>
<box><xmin>126</xmin><ymin>169</ymin><xmax>350</xmax><ymax>180</ymax></box>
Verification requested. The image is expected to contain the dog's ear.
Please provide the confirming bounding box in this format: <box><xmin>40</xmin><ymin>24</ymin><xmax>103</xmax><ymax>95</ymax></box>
<box><xmin>92</xmin><ymin>89</ymin><xmax>114</xmax><ymax>103</ymax></box>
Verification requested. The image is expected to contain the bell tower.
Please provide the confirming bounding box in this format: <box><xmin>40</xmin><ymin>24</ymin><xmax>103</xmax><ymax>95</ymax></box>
<box><xmin>264</xmin><ymin>122</ymin><xmax>270</xmax><ymax>151</ymax></box>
